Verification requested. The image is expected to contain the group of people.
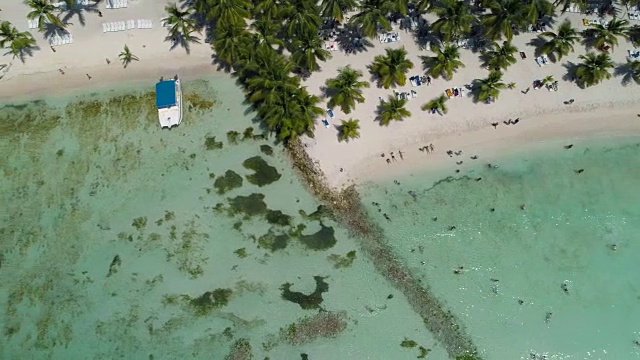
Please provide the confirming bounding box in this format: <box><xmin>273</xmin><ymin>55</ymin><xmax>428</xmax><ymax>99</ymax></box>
<box><xmin>381</xmin><ymin>150</ymin><xmax>404</xmax><ymax>164</ymax></box>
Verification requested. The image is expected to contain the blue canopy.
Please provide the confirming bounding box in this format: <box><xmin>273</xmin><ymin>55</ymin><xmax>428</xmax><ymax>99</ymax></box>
<box><xmin>156</xmin><ymin>80</ymin><xmax>176</xmax><ymax>108</ymax></box>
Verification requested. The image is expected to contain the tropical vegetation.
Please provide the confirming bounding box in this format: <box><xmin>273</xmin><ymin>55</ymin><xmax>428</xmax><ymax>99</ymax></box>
<box><xmin>615</xmin><ymin>60</ymin><xmax>640</xmax><ymax>85</ymax></box>
<box><xmin>583</xmin><ymin>18</ymin><xmax>630</xmax><ymax>51</ymax></box>
<box><xmin>377</xmin><ymin>95</ymin><xmax>411</xmax><ymax>126</ymax></box>
<box><xmin>338</xmin><ymin>118</ymin><xmax>361</xmax><ymax>141</ymax></box>
<box><xmin>25</xmin><ymin>0</ymin><xmax>65</xmax><ymax>30</ymax></box>
<box><xmin>325</xmin><ymin>66</ymin><xmax>370</xmax><ymax>114</ymax></box>
<box><xmin>422</xmin><ymin>94</ymin><xmax>449</xmax><ymax>115</ymax></box>
<box><xmin>429</xmin><ymin>0</ymin><xmax>475</xmax><ymax>42</ymax></box>
<box><xmin>540</xmin><ymin>19</ymin><xmax>580</xmax><ymax>61</ymax></box>
<box><xmin>482</xmin><ymin>41</ymin><xmax>518</xmax><ymax>70</ymax></box>
<box><xmin>369</xmin><ymin>47</ymin><xmax>414</xmax><ymax>88</ymax></box>
<box><xmin>0</xmin><ymin>21</ymin><xmax>38</xmax><ymax>62</ymax></box>
<box><xmin>119</xmin><ymin>45</ymin><xmax>139</xmax><ymax>68</ymax></box>
<box><xmin>421</xmin><ymin>44</ymin><xmax>464</xmax><ymax>80</ymax></box>
<box><xmin>474</xmin><ymin>70</ymin><xmax>507</xmax><ymax>103</ymax></box>
<box><xmin>574</xmin><ymin>52</ymin><xmax>614</xmax><ymax>87</ymax></box>
<box><xmin>163</xmin><ymin>3</ymin><xmax>200</xmax><ymax>53</ymax></box>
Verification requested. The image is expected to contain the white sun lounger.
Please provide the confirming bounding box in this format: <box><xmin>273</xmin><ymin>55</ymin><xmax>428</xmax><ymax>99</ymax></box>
<box><xmin>119</xmin><ymin>21</ymin><xmax>126</xmax><ymax>31</ymax></box>
<box><xmin>126</xmin><ymin>20</ymin><xmax>135</xmax><ymax>30</ymax></box>
<box><xmin>535</xmin><ymin>56</ymin><xmax>543</xmax><ymax>66</ymax></box>
<box><xmin>628</xmin><ymin>49</ymin><xmax>640</xmax><ymax>59</ymax></box>
<box><xmin>28</xmin><ymin>19</ymin><xmax>38</xmax><ymax>29</ymax></box>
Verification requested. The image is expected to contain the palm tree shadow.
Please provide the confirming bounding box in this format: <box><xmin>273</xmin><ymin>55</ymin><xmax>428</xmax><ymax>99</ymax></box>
<box><xmin>562</xmin><ymin>61</ymin><xmax>581</xmax><ymax>87</ymax></box>
<box><xmin>469</xmin><ymin>79</ymin><xmax>482</xmax><ymax>103</ymax></box>
<box><xmin>210</xmin><ymin>53</ymin><xmax>234</xmax><ymax>72</ymax></box>
<box><xmin>61</xmin><ymin>2</ymin><xmax>99</xmax><ymax>26</ymax></box>
<box><xmin>43</xmin><ymin>23</ymin><xmax>69</xmax><ymax>40</ymax></box>
<box><xmin>412</xmin><ymin>20</ymin><xmax>439</xmax><ymax>51</ymax></box>
<box><xmin>166</xmin><ymin>33</ymin><xmax>200</xmax><ymax>55</ymax></box>
<box><xmin>5</xmin><ymin>44</ymin><xmax>40</xmax><ymax>63</ymax></box>
<box><xmin>580</xmin><ymin>29</ymin><xmax>598</xmax><ymax>51</ymax></box>
<box><xmin>528</xmin><ymin>36</ymin><xmax>548</xmax><ymax>58</ymax></box>
<box><xmin>335</xmin><ymin>31</ymin><xmax>373</xmax><ymax>54</ymax></box>
<box><xmin>614</xmin><ymin>61</ymin><xmax>639</xmax><ymax>86</ymax></box>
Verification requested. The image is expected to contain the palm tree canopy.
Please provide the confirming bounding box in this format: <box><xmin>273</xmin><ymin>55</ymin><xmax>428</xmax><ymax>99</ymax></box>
<box><xmin>281</xmin><ymin>0</ymin><xmax>322</xmax><ymax>39</ymax></box>
<box><xmin>575</xmin><ymin>52</ymin><xmax>614</xmax><ymax>87</ymax></box>
<box><xmin>370</xmin><ymin>47</ymin><xmax>414</xmax><ymax>89</ymax></box>
<box><xmin>320</xmin><ymin>0</ymin><xmax>356</xmax><ymax>22</ymax></box>
<box><xmin>325</xmin><ymin>66</ymin><xmax>370</xmax><ymax>114</ymax></box>
<box><xmin>421</xmin><ymin>94</ymin><xmax>449</xmax><ymax>115</ymax></box>
<box><xmin>483</xmin><ymin>40</ymin><xmax>518</xmax><ymax>70</ymax></box>
<box><xmin>213</xmin><ymin>21</ymin><xmax>250</xmax><ymax>66</ymax></box>
<box><xmin>481</xmin><ymin>0</ymin><xmax>529</xmax><ymax>41</ymax></box>
<box><xmin>429</xmin><ymin>0</ymin><xmax>475</xmax><ymax>42</ymax></box>
<box><xmin>615</xmin><ymin>59</ymin><xmax>640</xmax><ymax>86</ymax></box>
<box><xmin>338</xmin><ymin>118</ymin><xmax>361</xmax><ymax>141</ymax></box>
<box><xmin>208</xmin><ymin>0</ymin><xmax>252</xmax><ymax>27</ymax></box>
<box><xmin>378</xmin><ymin>95</ymin><xmax>411</xmax><ymax>126</ymax></box>
<box><xmin>421</xmin><ymin>44</ymin><xmax>464</xmax><ymax>80</ymax></box>
<box><xmin>554</xmin><ymin>0</ymin><xmax>587</xmax><ymax>14</ymax></box>
<box><xmin>290</xmin><ymin>30</ymin><xmax>332</xmax><ymax>73</ymax></box>
<box><xmin>119</xmin><ymin>45</ymin><xmax>139</xmax><ymax>68</ymax></box>
<box><xmin>349</xmin><ymin>0</ymin><xmax>394</xmax><ymax>38</ymax></box>
<box><xmin>164</xmin><ymin>3</ymin><xmax>196</xmax><ymax>37</ymax></box>
<box><xmin>540</xmin><ymin>18</ymin><xmax>579</xmax><ymax>60</ymax></box>
<box><xmin>25</xmin><ymin>0</ymin><xmax>65</xmax><ymax>29</ymax></box>
<box><xmin>0</xmin><ymin>21</ymin><xmax>38</xmax><ymax>62</ymax></box>
<box><xmin>475</xmin><ymin>70</ymin><xmax>507</xmax><ymax>102</ymax></box>
<box><xmin>525</xmin><ymin>0</ymin><xmax>555</xmax><ymax>24</ymax></box>
<box><xmin>586</xmin><ymin>18</ymin><xmax>630</xmax><ymax>51</ymax></box>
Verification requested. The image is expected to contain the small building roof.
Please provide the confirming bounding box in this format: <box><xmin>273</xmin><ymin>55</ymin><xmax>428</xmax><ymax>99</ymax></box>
<box><xmin>156</xmin><ymin>80</ymin><xmax>177</xmax><ymax>108</ymax></box>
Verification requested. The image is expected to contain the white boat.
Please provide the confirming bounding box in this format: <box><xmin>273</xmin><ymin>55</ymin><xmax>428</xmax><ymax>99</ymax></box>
<box><xmin>156</xmin><ymin>76</ymin><xmax>182</xmax><ymax>128</ymax></box>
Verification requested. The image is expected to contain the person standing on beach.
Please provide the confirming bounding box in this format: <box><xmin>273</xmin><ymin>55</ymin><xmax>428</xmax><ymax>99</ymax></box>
<box><xmin>398</xmin><ymin>151</ymin><xmax>404</xmax><ymax>160</ymax></box>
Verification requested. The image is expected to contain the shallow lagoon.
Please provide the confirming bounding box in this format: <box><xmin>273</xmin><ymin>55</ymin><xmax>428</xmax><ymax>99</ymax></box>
<box><xmin>360</xmin><ymin>137</ymin><xmax>640</xmax><ymax>359</ymax></box>
<box><xmin>0</xmin><ymin>76</ymin><xmax>449</xmax><ymax>359</ymax></box>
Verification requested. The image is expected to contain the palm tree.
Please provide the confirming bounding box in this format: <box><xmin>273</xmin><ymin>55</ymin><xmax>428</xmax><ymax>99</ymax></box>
<box><xmin>525</xmin><ymin>0</ymin><xmax>555</xmax><ymax>25</ymax></box>
<box><xmin>369</xmin><ymin>47</ymin><xmax>414</xmax><ymax>89</ymax></box>
<box><xmin>282</xmin><ymin>0</ymin><xmax>322</xmax><ymax>39</ymax></box>
<box><xmin>119</xmin><ymin>45</ymin><xmax>139</xmax><ymax>68</ymax></box>
<box><xmin>421</xmin><ymin>44</ymin><xmax>464</xmax><ymax>80</ymax></box>
<box><xmin>474</xmin><ymin>70</ymin><xmax>507</xmax><ymax>102</ymax></box>
<box><xmin>349</xmin><ymin>0</ymin><xmax>393</xmax><ymax>39</ymax></box>
<box><xmin>25</xmin><ymin>0</ymin><xmax>65</xmax><ymax>30</ymax></box>
<box><xmin>250</xmin><ymin>16</ymin><xmax>284</xmax><ymax>49</ymax></box>
<box><xmin>540</xmin><ymin>19</ymin><xmax>579</xmax><ymax>61</ymax></box>
<box><xmin>584</xmin><ymin>18</ymin><xmax>630</xmax><ymax>52</ymax></box>
<box><xmin>290</xmin><ymin>30</ymin><xmax>332</xmax><ymax>74</ymax></box>
<box><xmin>421</xmin><ymin>94</ymin><xmax>449</xmax><ymax>115</ymax></box>
<box><xmin>244</xmin><ymin>46</ymin><xmax>299</xmax><ymax>106</ymax></box>
<box><xmin>541</xmin><ymin>75</ymin><xmax>555</xmax><ymax>84</ymax></box>
<box><xmin>481</xmin><ymin>40</ymin><xmax>518</xmax><ymax>70</ymax></box>
<box><xmin>429</xmin><ymin>0</ymin><xmax>475</xmax><ymax>42</ymax></box>
<box><xmin>574</xmin><ymin>52</ymin><xmax>614</xmax><ymax>87</ymax></box>
<box><xmin>324</xmin><ymin>66</ymin><xmax>370</xmax><ymax>114</ymax></box>
<box><xmin>338</xmin><ymin>118</ymin><xmax>361</xmax><ymax>141</ymax></box>
<box><xmin>61</xmin><ymin>0</ymin><xmax>98</xmax><ymax>26</ymax></box>
<box><xmin>0</xmin><ymin>21</ymin><xmax>38</xmax><ymax>62</ymax></box>
<box><xmin>615</xmin><ymin>60</ymin><xmax>640</xmax><ymax>85</ymax></box>
<box><xmin>554</xmin><ymin>0</ymin><xmax>586</xmax><ymax>14</ymax></box>
<box><xmin>320</xmin><ymin>0</ymin><xmax>356</xmax><ymax>23</ymax></box>
<box><xmin>163</xmin><ymin>3</ymin><xmax>200</xmax><ymax>54</ymax></box>
<box><xmin>377</xmin><ymin>95</ymin><xmax>411</xmax><ymax>126</ymax></box>
<box><xmin>481</xmin><ymin>0</ymin><xmax>529</xmax><ymax>41</ymax></box>
<box><xmin>213</xmin><ymin>22</ymin><xmax>250</xmax><ymax>66</ymax></box>
<box><xmin>207</xmin><ymin>0</ymin><xmax>252</xmax><ymax>27</ymax></box>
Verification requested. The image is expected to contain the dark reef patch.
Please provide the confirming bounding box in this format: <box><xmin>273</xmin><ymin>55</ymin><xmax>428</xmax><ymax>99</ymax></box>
<box><xmin>265</xmin><ymin>209</ymin><xmax>292</xmax><ymax>226</ymax></box>
<box><xmin>298</xmin><ymin>223</ymin><xmax>337</xmax><ymax>250</ymax></box>
<box><xmin>187</xmin><ymin>288</ymin><xmax>233</xmax><ymax>315</ymax></box>
<box><xmin>227</xmin><ymin>193</ymin><xmax>268</xmax><ymax>217</ymax></box>
<box><xmin>257</xmin><ymin>229</ymin><xmax>290</xmax><ymax>252</ymax></box>
<box><xmin>327</xmin><ymin>250</ymin><xmax>356</xmax><ymax>268</ymax></box>
<box><xmin>299</xmin><ymin>205</ymin><xmax>335</xmax><ymax>222</ymax></box>
<box><xmin>260</xmin><ymin>144</ymin><xmax>274</xmax><ymax>156</ymax></box>
<box><xmin>204</xmin><ymin>136</ymin><xmax>223</xmax><ymax>150</ymax></box>
<box><xmin>280</xmin><ymin>276</ymin><xmax>329</xmax><ymax>310</ymax></box>
<box><xmin>242</xmin><ymin>156</ymin><xmax>281</xmax><ymax>186</ymax></box>
<box><xmin>214</xmin><ymin>170</ymin><xmax>243</xmax><ymax>194</ymax></box>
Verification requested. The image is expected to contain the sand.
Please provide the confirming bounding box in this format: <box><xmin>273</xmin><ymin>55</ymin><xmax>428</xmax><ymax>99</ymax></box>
<box><xmin>2</xmin><ymin>3</ymin><xmax>640</xmax><ymax>188</ymax></box>
<box><xmin>300</xmin><ymin>12</ymin><xmax>640</xmax><ymax>188</ymax></box>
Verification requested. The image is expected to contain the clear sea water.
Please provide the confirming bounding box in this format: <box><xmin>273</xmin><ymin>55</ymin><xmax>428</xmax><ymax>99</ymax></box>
<box><xmin>0</xmin><ymin>76</ymin><xmax>446</xmax><ymax>360</ymax></box>
<box><xmin>2</xmin><ymin>75</ymin><xmax>640</xmax><ymax>360</ymax></box>
<box><xmin>360</xmin><ymin>137</ymin><xmax>640</xmax><ymax>359</ymax></box>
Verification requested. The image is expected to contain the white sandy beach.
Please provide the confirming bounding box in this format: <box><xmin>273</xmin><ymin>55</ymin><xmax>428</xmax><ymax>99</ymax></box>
<box><xmin>2</xmin><ymin>2</ymin><xmax>640</xmax><ymax>189</ymax></box>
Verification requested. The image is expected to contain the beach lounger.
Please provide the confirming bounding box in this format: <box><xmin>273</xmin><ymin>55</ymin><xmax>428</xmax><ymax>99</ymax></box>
<box><xmin>628</xmin><ymin>49</ymin><xmax>640</xmax><ymax>59</ymax></box>
<box><xmin>411</xmin><ymin>90</ymin><xmax>417</xmax><ymax>98</ymax></box>
<box><xmin>137</xmin><ymin>19</ymin><xmax>142</xmax><ymax>29</ymax></box>
<box><xmin>410</xmin><ymin>76</ymin><xmax>417</xmax><ymax>87</ymax></box>
<box><xmin>542</xmin><ymin>55</ymin><xmax>549</xmax><ymax>65</ymax></box>
<box><xmin>126</xmin><ymin>20</ymin><xmax>135</xmax><ymax>30</ymax></box>
<box><xmin>120</xmin><ymin>21</ymin><xmax>126</xmax><ymax>31</ymax></box>
<box><xmin>459</xmin><ymin>86</ymin><xmax>466</xmax><ymax>97</ymax></box>
<box><xmin>321</xmin><ymin>119</ymin><xmax>329</xmax><ymax>128</ymax></box>
<box><xmin>416</xmin><ymin>76</ymin><xmax>422</xmax><ymax>86</ymax></box>
<box><xmin>326</xmin><ymin>109</ymin><xmax>335</xmax><ymax>118</ymax></box>
<box><xmin>102</xmin><ymin>23</ymin><xmax>108</xmax><ymax>33</ymax></box>
<box><xmin>520</xmin><ymin>51</ymin><xmax>526</xmax><ymax>59</ymax></box>
<box><xmin>105</xmin><ymin>0</ymin><xmax>113</xmax><ymax>9</ymax></box>
<box><xmin>535</xmin><ymin>56</ymin><xmax>543</xmax><ymax>66</ymax></box>
<box><xmin>445</xmin><ymin>88</ymin><xmax>453</xmax><ymax>98</ymax></box>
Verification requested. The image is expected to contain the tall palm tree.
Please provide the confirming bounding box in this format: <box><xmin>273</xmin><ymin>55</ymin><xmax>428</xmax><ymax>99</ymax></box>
<box><xmin>282</xmin><ymin>0</ymin><xmax>322</xmax><ymax>39</ymax></box>
<box><xmin>554</xmin><ymin>0</ymin><xmax>586</xmax><ymax>14</ymax></box>
<box><xmin>540</xmin><ymin>19</ymin><xmax>579</xmax><ymax>61</ymax></box>
<box><xmin>244</xmin><ymin>46</ymin><xmax>299</xmax><ymax>106</ymax></box>
<box><xmin>213</xmin><ymin>22</ymin><xmax>250</xmax><ymax>66</ymax></box>
<box><xmin>207</xmin><ymin>0</ymin><xmax>252</xmax><ymax>27</ymax></box>
<box><xmin>421</xmin><ymin>44</ymin><xmax>464</xmax><ymax>80</ymax></box>
<box><xmin>0</xmin><ymin>21</ymin><xmax>38</xmax><ymax>62</ymax></box>
<box><xmin>290</xmin><ymin>31</ymin><xmax>332</xmax><ymax>74</ymax></box>
<box><xmin>119</xmin><ymin>45</ymin><xmax>139</xmax><ymax>68</ymax></box>
<box><xmin>253</xmin><ymin>0</ymin><xmax>283</xmax><ymax>20</ymax></box>
<box><xmin>584</xmin><ymin>18</ymin><xmax>630</xmax><ymax>52</ymax></box>
<box><xmin>525</xmin><ymin>0</ymin><xmax>555</xmax><ymax>25</ymax></box>
<box><xmin>474</xmin><ymin>70</ymin><xmax>507</xmax><ymax>102</ymax></box>
<box><xmin>574</xmin><ymin>52</ymin><xmax>614</xmax><ymax>87</ymax></box>
<box><xmin>324</xmin><ymin>66</ymin><xmax>370</xmax><ymax>113</ymax></box>
<box><xmin>481</xmin><ymin>40</ymin><xmax>518</xmax><ymax>70</ymax></box>
<box><xmin>369</xmin><ymin>47</ymin><xmax>414</xmax><ymax>89</ymax></box>
<box><xmin>61</xmin><ymin>0</ymin><xmax>98</xmax><ymax>26</ymax></box>
<box><xmin>338</xmin><ymin>118</ymin><xmax>361</xmax><ymax>142</ymax></box>
<box><xmin>25</xmin><ymin>0</ymin><xmax>65</xmax><ymax>30</ymax></box>
<box><xmin>320</xmin><ymin>0</ymin><xmax>356</xmax><ymax>22</ymax></box>
<box><xmin>429</xmin><ymin>0</ymin><xmax>475</xmax><ymax>42</ymax></box>
<box><xmin>250</xmin><ymin>16</ymin><xmax>284</xmax><ymax>49</ymax></box>
<box><xmin>163</xmin><ymin>3</ymin><xmax>200</xmax><ymax>54</ymax></box>
<box><xmin>377</xmin><ymin>95</ymin><xmax>411</xmax><ymax>126</ymax></box>
<box><xmin>481</xmin><ymin>0</ymin><xmax>529</xmax><ymax>41</ymax></box>
<box><xmin>615</xmin><ymin>60</ymin><xmax>640</xmax><ymax>86</ymax></box>
<box><xmin>349</xmin><ymin>0</ymin><xmax>393</xmax><ymax>39</ymax></box>
<box><xmin>421</xmin><ymin>94</ymin><xmax>449</xmax><ymax>115</ymax></box>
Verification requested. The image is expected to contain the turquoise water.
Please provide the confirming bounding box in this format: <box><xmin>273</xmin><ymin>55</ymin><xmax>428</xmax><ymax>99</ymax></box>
<box><xmin>0</xmin><ymin>77</ymin><xmax>448</xmax><ymax>359</ymax></box>
<box><xmin>360</xmin><ymin>138</ymin><xmax>640</xmax><ymax>359</ymax></box>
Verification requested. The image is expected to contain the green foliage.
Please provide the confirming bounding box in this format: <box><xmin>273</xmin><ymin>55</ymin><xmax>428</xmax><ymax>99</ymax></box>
<box><xmin>338</xmin><ymin>119</ymin><xmax>360</xmax><ymax>142</ymax></box>
<box><xmin>188</xmin><ymin>288</ymin><xmax>233</xmax><ymax>315</ymax></box>
<box><xmin>540</xmin><ymin>19</ymin><xmax>579</xmax><ymax>61</ymax></box>
<box><xmin>119</xmin><ymin>45</ymin><xmax>139</xmax><ymax>68</ymax></box>
<box><xmin>370</xmin><ymin>47</ymin><xmax>414</xmax><ymax>88</ymax></box>
<box><xmin>421</xmin><ymin>44</ymin><xmax>464</xmax><ymax>80</ymax></box>
<box><xmin>481</xmin><ymin>0</ymin><xmax>529</xmax><ymax>41</ymax></box>
<box><xmin>265</xmin><ymin>209</ymin><xmax>292</xmax><ymax>226</ymax></box>
<box><xmin>226</xmin><ymin>131</ymin><xmax>240</xmax><ymax>144</ymax></box>
<box><xmin>214</xmin><ymin>170</ymin><xmax>243</xmax><ymax>194</ymax></box>
<box><xmin>0</xmin><ymin>21</ymin><xmax>38</xmax><ymax>62</ymax></box>
<box><xmin>616</xmin><ymin>59</ymin><xmax>640</xmax><ymax>86</ymax></box>
<box><xmin>474</xmin><ymin>70</ymin><xmax>507</xmax><ymax>103</ymax></box>
<box><xmin>422</xmin><ymin>94</ymin><xmax>449</xmax><ymax>115</ymax></box>
<box><xmin>132</xmin><ymin>217</ymin><xmax>147</xmax><ymax>230</ymax></box>
<box><xmin>233</xmin><ymin>247</ymin><xmax>248</xmax><ymax>258</ymax></box>
<box><xmin>575</xmin><ymin>52</ymin><xmax>614</xmax><ymax>88</ymax></box>
<box><xmin>258</xmin><ymin>229</ymin><xmax>290</xmax><ymax>251</ymax></box>
<box><xmin>325</xmin><ymin>66</ymin><xmax>370</xmax><ymax>114</ymax></box>
<box><xmin>242</xmin><ymin>156</ymin><xmax>281</xmax><ymax>186</ymax></box>
<box><xmin>204</xmin><ymin>136</ymin><xmax>223</xmax><ymax>150</ymax></box>
<box><xmin>481</xmin><ymin>41</ymin><xmax>518</xmax><ymax>71</ymax></box>
<box><xmin>259</xmin><ymin>144</ymin><xmax>274</xmax><ymax>156</ymax></box>
<box><xmin>25</xmin><ymin>0</ymin><xmax>64</xmax><ymax>30</ymax></box>
<box><xmin>327</xmin><ymin>250</ymin><xmax>357</xmax><ymax>268</ymax></box>
<box><xmin>377</xmin><ymin>95</ymin><xmax>411</xmax><ymax>126</ymax></box>
<box><xmin>349</xmin><ymin>0</ymin><xmax>393</xmax><ymax>38</ymax></box>
<box><xmin>401</xmin><ymin>338</ymin><xmax>417</xmax><ymax>348</ymax></box>
<box><xmin>227</xmin><ymin>193</ymin><xmax>268</xmax><ymax>217</ymax></box>
<box><xmin>584</xmin><ymin>18</ymin><xmax>630</xmax><ymax>52</ymax></box>
<box><xmin>418</xmin><ymin>346</ymin><xmax>431</xmax><ymax>358</ymax></box>
<box><xmin>429</xmin><ymin>0</ymin><xmax>475</xmax><ymax>41</ymax></box>
<box><xmin>162</xmin><ymin>3</ymin><xmax>200</xmax><ymax>54</ymax></box>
